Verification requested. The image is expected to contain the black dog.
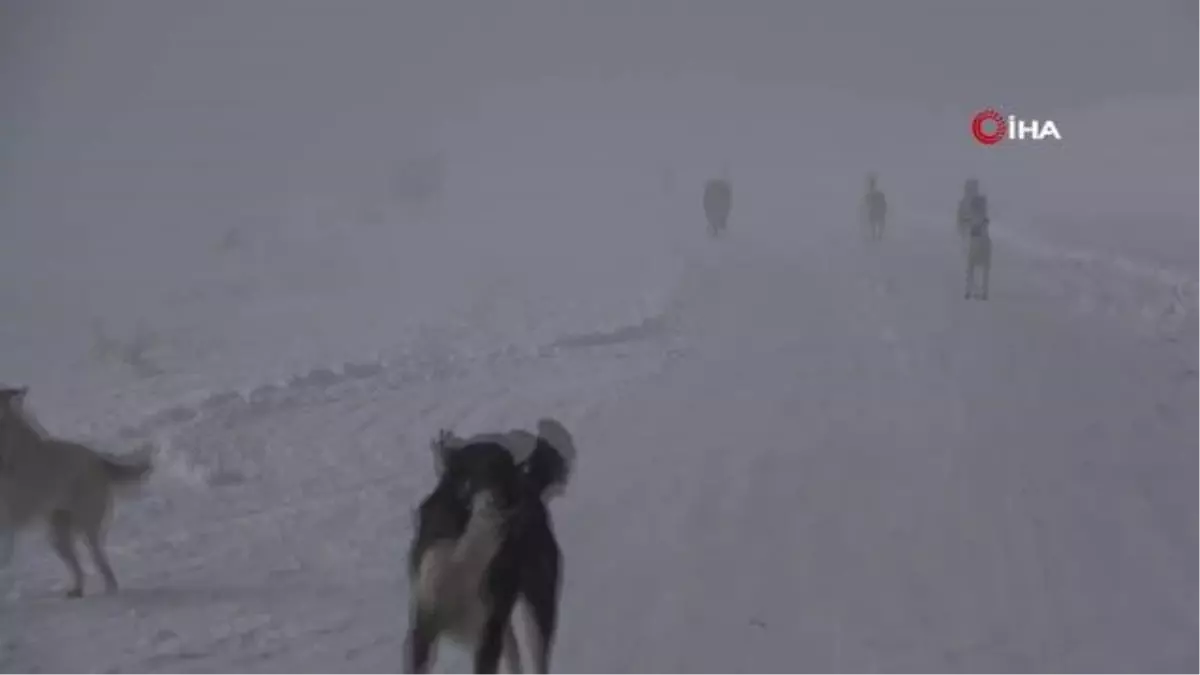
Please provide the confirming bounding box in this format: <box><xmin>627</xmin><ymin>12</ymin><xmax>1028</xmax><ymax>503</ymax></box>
<box><xmin>405</xmin><ymin>419</ymin><xmax>574</xmax><ymax>673</ymax></box>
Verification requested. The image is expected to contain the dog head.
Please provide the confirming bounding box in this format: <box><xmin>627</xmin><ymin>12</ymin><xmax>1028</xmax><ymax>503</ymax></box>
<box><xmin>536</xmin><ymin>418</ymin><xmax>575</xmax><ymax>465</ymax></box>
<box><xmin>530</xmin><ymin>418</ymin><xmax>576</xmax><ymax>499</ymax></box>
<box><xmin>0</xmin><ymin>387</ymin><xmax>30</xmax><ymax>471</ymax></box>
<box><xmin>0</xmin><ymin>386</ymin><xmax>27</xmax><ymax>410</ymax></box>
<box><xmin>430</xmin><ymin>432</ymin><xmax>523</xmax><ymax>514</ymax></box>
<box><xmin>0</xmin><ymin>386</ymin><xmax>30</xmax><ymax>430</ymax></box>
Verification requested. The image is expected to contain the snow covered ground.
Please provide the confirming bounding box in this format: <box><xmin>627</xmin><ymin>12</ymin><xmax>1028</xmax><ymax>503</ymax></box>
<box><xmin>1</xmin><ymin>191</ymin><xmax>1194</xmax><ymax>671</ymax></box>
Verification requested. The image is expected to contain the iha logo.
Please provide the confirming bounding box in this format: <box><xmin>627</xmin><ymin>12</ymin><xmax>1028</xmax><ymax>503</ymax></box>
<box><xmin>971</xmin><ymin>108</ymin><xmax>1062</xmax><ymax>145</ymax></box>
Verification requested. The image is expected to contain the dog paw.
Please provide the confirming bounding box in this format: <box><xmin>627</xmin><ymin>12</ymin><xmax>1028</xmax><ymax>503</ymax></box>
<box><xmin>65</xmin><ymin>588</ymin><xmax>83</xmax><ymax>599</ymax></box>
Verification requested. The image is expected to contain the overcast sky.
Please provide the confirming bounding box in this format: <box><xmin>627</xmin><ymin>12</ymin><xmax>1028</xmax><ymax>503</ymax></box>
<box><xmin>0</xmin><ymin>0</ymin><xmax>1195</xmax><ymax>258</ymax></box>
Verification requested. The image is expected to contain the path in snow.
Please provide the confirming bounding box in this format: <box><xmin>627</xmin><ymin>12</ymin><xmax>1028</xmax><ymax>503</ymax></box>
<box><xmin>556</xmin><ymin>223</ymin><xmax>1196</xmax><ymax>672</ymax></box>
<box><xmin>1</xmin><ymin>215</ymin><xmax>1195</xmax><ymax>673</ymax></box>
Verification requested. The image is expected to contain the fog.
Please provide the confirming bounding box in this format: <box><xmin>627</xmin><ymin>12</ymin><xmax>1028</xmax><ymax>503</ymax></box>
<box><xmin>0</xmin><ymin>2</ymin><xmax>1196</xmax><ymax>671</ymax></box>
<box><xmin>2</xmin><ymin>0</ymin><xmax>1195</xmax><ymax>252</ymax></box>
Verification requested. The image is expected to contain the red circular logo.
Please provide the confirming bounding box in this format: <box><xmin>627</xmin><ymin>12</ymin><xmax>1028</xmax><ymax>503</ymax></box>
<box><xmin>971</xmin><ymin>109</ymin><xmax>1006</xmax><ymax>145</ymax></box>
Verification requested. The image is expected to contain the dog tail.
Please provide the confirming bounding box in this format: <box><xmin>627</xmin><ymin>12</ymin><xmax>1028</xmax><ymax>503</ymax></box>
<box><xmin>99</xmin><ymin>443</ymin><xmax>154</xmax><ymax>485</ymax></box>
<box><xmin>524</xmin><ymin>418</ymin><xmax>576</xmax><ymax>498</ymax></box>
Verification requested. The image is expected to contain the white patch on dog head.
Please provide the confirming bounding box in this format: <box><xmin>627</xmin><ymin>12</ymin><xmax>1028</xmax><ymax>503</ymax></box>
<box><xmin>494</xmin><ymin>429</ymin><xmax>538</xmax><ymax>462</ymax></box>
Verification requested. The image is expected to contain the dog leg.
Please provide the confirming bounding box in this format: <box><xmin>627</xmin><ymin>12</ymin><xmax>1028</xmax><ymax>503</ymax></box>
<box><xmin>475</xmin><ymin>601</ymin><xmax>517</xmax><ymax>674</ymax></box>
<box><xmin>404</xmin><ymin>608</ymin><xmax>438</xmax><ymax>674</ymax></box>
<box><xmin>503</xmin><ymin>623</ymin><xmax>523</xmax><ymax>674</ymax></box>
<box><xmin>522</xmin><ymin>610</ymin><xmax>551</xmax><ymax>674</ymax></box>
<box><xmin>48</xmin><ymin>510</ymin><xmax>85</xmax><ymax>598</ymax></box>
<box><xmin>82</xmin><ymin>522</ymin><xmax>118</xmax><ymax>593</ymax></box>
<box><xmin>522</xmin><ymin>557</ymin><xmax>560</xmax><ymax>673</ymax></box>
<box><xmin>524</xmin><ymin>593</ymin><xmax>557</xmax><ymax>673</ymax></box>
<box><xmin>964</xmin><ymin>261</ymin><xmax>974</xmax><ymax>299</ymax></box>
<box><xmin>981</xmin><ymin>257</ymin><xmax>990</xmax><ymax>300</ymax></box>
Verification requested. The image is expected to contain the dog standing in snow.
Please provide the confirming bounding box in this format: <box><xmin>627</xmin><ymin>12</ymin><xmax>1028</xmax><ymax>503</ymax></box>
<box><xmin>405</xmin><ymin>419</ymin><xmax>575</xmax><ymax>673</ymax></box>
<box><xmin>961</xmin><ymin>184</ymin><xmax>992</xmax><ymax>300</ymax></box>
<box><xmin>956</xmin><ymin>178</ymin><xmax>982</xmax><ymax>244</ymax></box>
<box><xmin>0</xmin><ymin>386</ymin><xmax>153</xmax><ymax>597</ymax></box>
<box><xmin>703</xmin><ymin>172</ymin><xmax>733</xmax><ymax>238</ymax></box>
<box><xmin>861</xmin><ymin>172</ymin><xmax>887</xmax><ymax>241</ymax></box>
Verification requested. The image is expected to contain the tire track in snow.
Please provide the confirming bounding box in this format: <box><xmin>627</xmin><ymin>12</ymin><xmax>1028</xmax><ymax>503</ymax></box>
<box><xmin>553</xmin><ymin>222</ymin><xmax>1195</xmax><ymax>672</ymax></box>
<box><xmin>847</xmin><ymin>224</ymin><xmax>1197</xmax><ymax>671</ymax></box>
<box><xmin>551</xmin><ymin>237</ymin><xmax>946</xmax><ymax>672</ymax></box>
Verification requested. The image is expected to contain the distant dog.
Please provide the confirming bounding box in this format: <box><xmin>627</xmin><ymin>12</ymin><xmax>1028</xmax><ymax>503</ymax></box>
<box><xmin>960</xmin><ymin>185</ymin><xmax>992</xmax><ymax>300</ymax></box>
<box><xmin>405</xmin><ymin>419</ymin><xmax>574</xmax><ymax>673</ymax></box>
<box><xmin>703</xmin><ymin>178</ymin><xmax>732</xmax><ymax>238</ymax></box>
<box><xmin>0</xmin><ymin>387</ymin><xmax>153</xmax><ymax>597</ymax></box>
<box><xmin>862</xmin><ymin>173</ymin><xmax>887</xmax><ymax>241</ymax></box>
<box><xmin>956</xmin><ymin>178</ymin><xmax>983</xmax><ymax>244</ymax></box>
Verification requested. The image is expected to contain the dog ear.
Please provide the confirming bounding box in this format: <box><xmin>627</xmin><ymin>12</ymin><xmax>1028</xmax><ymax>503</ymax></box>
<box><xmin>429</xmin><ymin>429</ymin><xmax>456</xmax><ymax>475</ymax></box>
